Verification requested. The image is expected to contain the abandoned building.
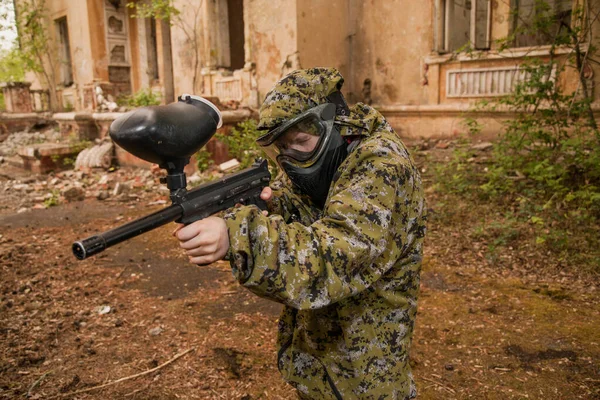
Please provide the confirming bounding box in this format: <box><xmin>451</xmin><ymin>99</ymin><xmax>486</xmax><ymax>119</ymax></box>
<box><xmin>5</xmin><ymin>0</ymin><xmax>599</xmax><ymax>140</ymax></box>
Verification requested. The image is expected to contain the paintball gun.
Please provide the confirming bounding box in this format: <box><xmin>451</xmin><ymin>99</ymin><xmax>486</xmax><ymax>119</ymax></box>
<box><xmin>72</xmin><ymin>94</ymin><xmax>271</xmax><ymax>260</ymax></box>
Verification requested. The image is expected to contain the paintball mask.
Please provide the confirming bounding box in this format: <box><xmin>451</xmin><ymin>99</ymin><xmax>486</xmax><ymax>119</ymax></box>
<box><xmin>257</xmin><ymin>103</ymin><xmax>348</xmax><ymax>208</ymax></box>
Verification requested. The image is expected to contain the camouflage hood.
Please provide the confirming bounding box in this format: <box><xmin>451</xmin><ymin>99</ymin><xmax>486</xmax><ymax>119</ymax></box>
<box><xmin>258</xmin><ymin>67</ymin><xmax>379</xmax><ymax>138</ymax></box>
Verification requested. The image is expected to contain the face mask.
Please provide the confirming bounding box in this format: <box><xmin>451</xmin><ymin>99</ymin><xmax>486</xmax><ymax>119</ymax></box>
<box><xmin>280</xmin><ymin>126</ymin><xmax>347</xmax><ymax>208</ymax></box>
<box><xmin>256</xmin><ymin>103</ymin><xmax>349</xmax><ymax>208</ymax></box>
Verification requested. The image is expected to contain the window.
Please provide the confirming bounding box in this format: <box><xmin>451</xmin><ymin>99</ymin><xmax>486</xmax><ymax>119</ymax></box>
<box><xmin>213</xmin><ymin>0</ymin><xmax>246</xmax><ymax>70</ymax></box>
<box><xmin>227</xmin><ymin>0</ymin><xmax>245</xmax><ymax>70</ymax></box>
<box><xmin>55</xmin><ymin>17</ymin><xmax>73</xmax><ymax>86</ymax></box>
<box><xmin>511</xmin><ymin>0</ymin><xmax>572</xmax><ymax>47</ymax></box>
<box><xmin>437</xmin><ymin>0</ymin><xmax>491</xmax><ymax>53</ymax></box>
<box><xmin>146</xmin><ymin>18</ymin><xmax>159</xmax><ymax>81</ymax></box>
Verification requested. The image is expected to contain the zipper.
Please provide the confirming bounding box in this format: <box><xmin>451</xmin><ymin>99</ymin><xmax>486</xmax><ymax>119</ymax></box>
<box><xmin>324</xmin><ymin>369</ymin><xmax>343</xmax><ymax>400</ymax></box>
<box><xmin>276</xmin><ymin>309</ymin><xmax>343</xmax><ymax>399</ymax></box>
<box><xmin>276</xmin><ymin>337</ymin><xmax>293</xmax><ymax>372</ymax></box>
<box><xmin>277</xmin><ymin>308</ymin><xmax>297</xmax><ymax>372</ymax></box>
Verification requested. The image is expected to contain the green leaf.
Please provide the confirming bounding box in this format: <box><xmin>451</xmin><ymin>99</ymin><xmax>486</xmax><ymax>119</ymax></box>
<box><xmin>530</xmin><ymin>216</ymin><xmax>544</xmax><ymax>225</ymax></box>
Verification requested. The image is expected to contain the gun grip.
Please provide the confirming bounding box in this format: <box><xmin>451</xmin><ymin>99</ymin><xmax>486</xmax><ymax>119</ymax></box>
<box><xmin>253</xmin><ymin>196</ymin><xmax>268</xmax><ymax>211</ymax></box>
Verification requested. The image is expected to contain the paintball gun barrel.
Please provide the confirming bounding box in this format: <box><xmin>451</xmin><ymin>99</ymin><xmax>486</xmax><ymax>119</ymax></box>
<box><xmin>72</xmin><ymin>94</ymin><xmax>271</xmax><ymax>260</ymax></box>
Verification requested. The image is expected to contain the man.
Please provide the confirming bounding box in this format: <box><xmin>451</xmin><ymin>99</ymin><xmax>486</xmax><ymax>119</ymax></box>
<box><xmin>176</xmin><ymin>67</ymin><xmax>426</xmax><ymax>399</ymax></box>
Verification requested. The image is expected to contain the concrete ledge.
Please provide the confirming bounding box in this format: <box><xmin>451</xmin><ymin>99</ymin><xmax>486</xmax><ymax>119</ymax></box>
<box><xmin>377</xmin><ymin>102</ymin><xmax>600</xmax><ymax>139</ymax></box>
<box><xmin>91</xmin><ymin>112</ymin><xmax>127</xmax><ymax>121</ymax></box>
<box><xmin>221</xmin><ymin>109</ymin><xmax>253</xmax><ymax>123</ymax></box>
<box><xmin>424</xmin><ymin>44</ymin><xmax>586</xmax><ymax>65</ymax></box>
<box><xmin>0</xmin><ymin>112</ymin><xmax>53</xmax><ymax>119</ymax></box>
<box><xmin>376</xmin><ymin>104</ymin><xmax>510</xmax><ymax>138</ymax></box>
<box><xmin>0</xmin><ymin>112</ymin><xmax>54</xmax><ymax>136</ymax></box>
<box><xmin>88</xmin><ymin>108</ymin><xmax>253</xmax><ymax>123</ymax></box>
<box><xmin>52</xmin><ymin>112</ymin><xmax>96</xmax><ymax>121</ymax></box>
<box><xmin>52</xmin><ymin>112</ymin><xmax>77</xmax><ymax>120</ymax></box>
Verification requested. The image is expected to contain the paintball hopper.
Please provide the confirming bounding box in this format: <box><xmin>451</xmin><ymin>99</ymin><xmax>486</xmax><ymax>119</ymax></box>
<box><xmin>109</xmin><ymin>94</ymin><xmax>223</xmax><ymax>192</ymax></box>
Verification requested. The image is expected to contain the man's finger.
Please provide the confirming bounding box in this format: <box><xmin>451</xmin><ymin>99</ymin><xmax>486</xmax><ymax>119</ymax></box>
<box><xmin>172</xmin><ymin>223</ymin><xmax>184</xmax><ymax>237</ymax></box>
<box><xmin>260</xmin><ymin>187</ymin><xmax>272</xmax><ymax>201</ymax></box>
<box><xmin>189</xmin><ymin>255</ymin><xmax>214</xmax><ymax>265</ymax></box>
<box><xmin>185</xmin><ymin>247</ymin><xmax>211</xmax><ymax>257</ymax></box>
<box><xmin>176</xmin><ymin>223</ymin><xmax>204</xmax><ymax>241</ymax></box>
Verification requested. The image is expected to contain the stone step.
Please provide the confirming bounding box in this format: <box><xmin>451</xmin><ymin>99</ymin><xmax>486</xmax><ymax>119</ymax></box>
<box><xmin>17</xmin><ymin>143</ymin><xmax>83</xmax><ymax>174</ymax></box>
<box><xmin>4</xmin><ymin>155</ymin><xmax>25</xmax><ymax>169</ymax></box>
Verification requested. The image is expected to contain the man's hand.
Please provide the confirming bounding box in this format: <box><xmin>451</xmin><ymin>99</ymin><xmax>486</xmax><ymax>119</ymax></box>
<box><xmin>174</xmin><ymin>188</ymin><xmax>271</xmax><ymax>265</ymax></box>
<box><xmin>174</xmin><ymin>216</ymin><xmax>229</xmax><ymax>265</ymax></box>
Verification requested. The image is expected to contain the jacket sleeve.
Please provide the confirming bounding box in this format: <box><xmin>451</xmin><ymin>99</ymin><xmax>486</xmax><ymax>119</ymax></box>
<box><xmin>223</xmin><ymin>146</ymin><xmax>415</xmax><ymax>310</ymax></box>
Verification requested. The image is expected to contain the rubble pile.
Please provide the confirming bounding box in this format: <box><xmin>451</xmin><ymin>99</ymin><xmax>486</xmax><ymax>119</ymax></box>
<box><xmin>1</xmin><ymin>167</ymin><xmax>173</xmax><ymax>214</ymax></box>
<box><xmin>0</xmin><ymin>162</ymin><xmax>232</xmax><ymax>214</ymax></box>
<box><xmin>0</xmin><ymin>129</ymin><xmax>62</xmax><ymax>157</ymax></box>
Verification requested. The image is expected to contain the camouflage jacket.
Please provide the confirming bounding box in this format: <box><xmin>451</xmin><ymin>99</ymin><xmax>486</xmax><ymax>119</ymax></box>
<box><xmin>223</xmin><ymin>104</ymin><xmax>426</xmax><ymax>399</ymax></box>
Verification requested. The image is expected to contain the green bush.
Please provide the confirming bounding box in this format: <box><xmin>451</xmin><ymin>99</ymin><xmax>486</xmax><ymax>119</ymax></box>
<box><xmin>482</xmin><ymin>59</ymin><xmax>600</xmax><ymax>218</ymax></box>
<box><xmin>431</xmin><ymin>1</ymin><xmax>600</xmax><ymax>274</ymax></box>
<box><xmin>196</xmin><ymin>119</ymin><xmax>279</xmax><ymax>176</ymax></box>
<box><xmin>195</xmin><ymin>149</ymin><xmax>213</xmax><ymax>173</ymax></box>
<box><xmin>122</xmin><ymin>88</ymin><xmax>162</xmax><ymax>107</ymax></box>
<box><xmin>215</xmin><ymin>119</ymin><xmax>264</xmax><ymax>169</ymax></box>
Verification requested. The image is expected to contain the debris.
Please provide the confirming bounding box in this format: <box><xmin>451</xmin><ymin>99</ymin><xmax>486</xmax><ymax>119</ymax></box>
<box><xmin>188</xmin><ymin>174</ymin><xmax>202</xmax><ymax>185</ymax></box>
<box><xmin>148</xmin><ymin>326</ymin><xmax>163</xmax><ymax>336</ymax></box>
<box><xmin>13</xmin><ymin>184</ymin><xmax>32</xmax><ymax>192</ymax></box>
<box><xmin>75</xmin><ymin>141</ymin><xmax>114</xmax><ymax>170</ymax></box>
<box><xmin>62</xmin><ymin>187</ymin><xmax>85</xmax><ymax>202</ymax></box>
<box><xmin>0</xmin><ymin>129</ymin><xmax>61</xmax><ymax>157</ymax></box>
<box><xmin>98</xmin><ymin>175</ymin><xmax>110</xmax><ymax>185</ymax></box>
<box><xmin>96</xmin><ymin>190</ymin><xmax>110</xmax><ymax>201</ymax></box>
<box><xmin>471</xmin><ymin>142</ymin><xmax>494</xmax><ymax>151</ymax></box>
<box><xmin>112</xmin><ymin>182</ymin><xmax>129</xmax><ymax>196</ymax></box>
<box><xmin>219</xmin><ymin>159</ymin><xmax>240</xmax><ymax>172</ymax></box>
<box><xmin>96</xmin><ymin>305</ymin><xmax>111</xmax><ymax>315</ymax></box>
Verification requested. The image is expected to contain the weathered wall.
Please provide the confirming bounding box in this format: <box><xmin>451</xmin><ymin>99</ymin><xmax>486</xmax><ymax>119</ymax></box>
<box><xmin>17</xmin><ymin>0</ymin><xmax>95</xmax><ymax>105</ymax></box>
<box><xmin>296</xmin><ymin>0</ymin><xmax>351</xmax><ymax>90</ymax></box>
<box><xmin>170</xmin><ymin>0</ymin><xmax>204</xmax><ymax>95</ymax></box>
<box><xmin>348</xmin><ymin>0</ymin><xmax>433</xmax><ymax>106</ymax></box>
<box><xmin>87</xmin><ymin>0</ymin><xmax>109</xmax><ymax>83</ymax></box>
<box><xmin>46</xmin><ymin>0</ymin><xmax>95</xmax><ymax>88</ymax></box>
<box><xmin>244</xmin><ymin>0</ymin><xmax>298</xmax><ymax>102</ymax></box>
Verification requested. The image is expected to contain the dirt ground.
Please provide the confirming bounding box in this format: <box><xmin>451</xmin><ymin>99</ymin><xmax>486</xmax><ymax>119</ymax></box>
<box><xmin>1</xmin><ymin>151</ymin><xmax>599</xmax><ymax>399</ymax></box>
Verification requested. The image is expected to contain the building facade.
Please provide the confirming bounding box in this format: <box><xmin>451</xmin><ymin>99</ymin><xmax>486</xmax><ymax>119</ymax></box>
<box><xmin>15</xmin><ymin>0</ymin><xmax>600</xmax><ymax>138</ymax></box>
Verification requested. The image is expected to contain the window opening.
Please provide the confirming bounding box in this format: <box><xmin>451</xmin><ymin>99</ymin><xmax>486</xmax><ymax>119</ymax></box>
<box><xmin>147</xmin><ymin>18</ymin><xmax>159</xmax><ymax>81</ymax></box>
<box><xmin>512</xmin><ymin>0</ymin><xmax>572</xmax><ymax>47</ymax></box>
<box><xmin>55</xmin><ymin>17</ymin><xmax>73</xmax><ymax>86</ymax></box>
<box><xmin>226</xmin><ymin>0</ymin><xmax>245</xmax><ymax>70</ymax></box>
<box><xmin>438</xmin><ymin>0</ymin><xmax>491</xmax><ymax>53</ymax></box>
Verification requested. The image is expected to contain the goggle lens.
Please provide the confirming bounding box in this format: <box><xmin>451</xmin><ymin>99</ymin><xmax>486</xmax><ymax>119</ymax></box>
<box><xmin>273</xmin><ymin>115</ymin><xmax>323</xmax><ymax>162</ymax></box>
<box><xmin>257</xmin><ymin>103</ymin><xmax>336</xmax><ymax>168</ymax></box>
